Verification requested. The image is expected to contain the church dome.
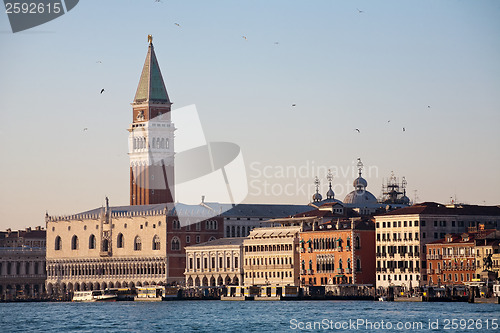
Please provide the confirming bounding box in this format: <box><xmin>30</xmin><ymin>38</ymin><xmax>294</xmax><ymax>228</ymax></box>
<box><xmin>401</xmin><ymin>195</ymin><xmax>410</xmax><ymax>205</ymax></box>
<box><xmin>343</xmin><ymin>189</ymin><xmax>378</xmax><ymax>205</ymax></box>
<box><xmin>353</xmin><ymin>177</ymin><xmax>367</xmax><ymax>189</ymax></box>
<box><xmin>326</xmin><ymin>188</ymin><xmax>335</xmax><ymax>199</ymax></box>
<box><xmin>313</xmin><ymin>192</ymin><xmax>323</xmax><ymax>202</ymax></box>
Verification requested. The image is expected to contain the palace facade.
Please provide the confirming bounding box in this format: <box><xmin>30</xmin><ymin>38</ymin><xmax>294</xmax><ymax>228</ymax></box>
<box><xmin>185</xmin><ymin>237</ymin><xmax>244</xmax><ymax>287</ymax></box>
<box><xmin>45</xmin><ymin>202</ymin><xmax>223</xmax><ymax>294</ymax></box>
<box><xmin>0</xmin><ymin>227</ymin><xmax>46</xmax><ymax>299</ymax></box>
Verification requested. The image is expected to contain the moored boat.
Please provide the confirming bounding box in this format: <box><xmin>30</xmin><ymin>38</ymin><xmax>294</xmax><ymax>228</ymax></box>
<box><xmin>72</xmin><ymin>290</ymin><xmax>117</xmax><ymax>302</ymax></box>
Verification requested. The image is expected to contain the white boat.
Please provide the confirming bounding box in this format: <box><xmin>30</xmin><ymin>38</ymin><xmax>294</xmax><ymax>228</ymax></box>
<box><xmin>72</xmin><ymin>290</ymin><xmax>117</xmax><ymax>302</ymax></box>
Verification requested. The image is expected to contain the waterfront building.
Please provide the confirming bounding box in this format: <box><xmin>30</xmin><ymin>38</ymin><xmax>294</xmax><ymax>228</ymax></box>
<box><xmin>374</xmin><ymin>202</ymin><xmax>500</xmax><ymax>289</ymax></box>
<box><xmin>243</xmin><ymin>226</ymin><xmax>301</xmax><ymax>287</ymax></box>
<box><xmin>184</xmin><ymin>237</ymin><xmax>244</xmax><ymax>287</ymax></box>
<box><xmin>45</xmin><ymin>201</ymin><xmax>223</xmax><ymax>295</ymax></box>
<box><xmin>474</xmin><ymin>231</ymin><xmax>500</xmax><ymax>279</ymax></box>
<box><xmin>426</xmin><ymin>231</ymin><xmax>489</xmax><ymax>286</ymax></box>
<box><xmin>0</xmin><ymin>227</ymin><xmax>46</xmax><ymax>299</ymax></box>
<box><xmin>299</xmin><ymin>218</ymin><xmax>375</xmax><ymax>287</ymax></box>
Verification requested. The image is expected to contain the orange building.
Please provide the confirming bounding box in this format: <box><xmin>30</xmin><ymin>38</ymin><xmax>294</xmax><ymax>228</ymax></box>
<box><xmin>426</xmin><ymin>229</ymin><xmax>496</xmax><ymax>286</ymax></box>
<box><xmin>299</xmin><ymin>219</ymin><xmax>375</xmax><ymax>286</ymax></box>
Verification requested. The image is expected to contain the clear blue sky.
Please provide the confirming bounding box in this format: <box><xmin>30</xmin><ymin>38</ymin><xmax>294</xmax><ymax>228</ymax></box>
<box><xmin>1</xmin><ymin>0</ymin><xmax>499</xmax><ymax>230</ymax></box>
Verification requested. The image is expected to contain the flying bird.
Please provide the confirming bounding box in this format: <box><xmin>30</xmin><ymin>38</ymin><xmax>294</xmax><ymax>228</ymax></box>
<box><xmin>83</xmin><ymin>128</ymin><xmax>88</xmax><ymax>131</ymax></box>
<box><xmin>242</xmin><ymin>36</ymin><xmax>247</xmax><ymax>40</ymax></box>
<box><xmin>402</xmin><ymin>127</ymin><xmax>406</xmax><ymax>132</ymax></box>
<box><xmin>292</xmin><ymin>104</ymin><xmax>296</xmax><ymax>107</ymax></box>
<box><xmin>427</xmin><ymin>105</ymin><xmax>431</xmax><ymax>108</ymax></box>
<box><xmin>174</xmin><ymin>23</ymin><xmax>180</xmax><ymax>27</ymax></box>
<box><xmin>96</xmin><ymin>61</ymin><xmax>102</xmax><ymax>64</ymax></box>
<box><xmin>100</xmin><ymin>89</ymin><xmax>105</xmax><ymax>94</ymax></box>
<box><xmin>357</xmin><ymin>8</ymin><xmax>364</xmax><ymax>13</ymax></box>
<box><xmin>274</xmin><ymin>42</ymin><xmax>279</xmax><ymax>45</ymax></box>
<box><xmin>387</xmin><ymin>120</ymin><xmax>391</xmax><ymax>123</ymax></box>
<box><xmin>355</xmin><ymin>128</ymin><xmax>360</xmax><ymax>133</ymax></box>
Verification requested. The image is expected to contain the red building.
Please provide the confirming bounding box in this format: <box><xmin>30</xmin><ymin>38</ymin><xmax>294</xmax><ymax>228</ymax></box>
<box><xmin>299</xmin><ymin>218</ymin><xmax>376</xmax><ymax>287</ymax></box>
<box><xmin>426</xmin><ymin>229</ymin><xmax>496</xmax><ymax>286</ymax></box>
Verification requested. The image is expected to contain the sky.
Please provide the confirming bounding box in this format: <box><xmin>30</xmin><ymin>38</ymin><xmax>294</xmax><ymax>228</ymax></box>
<box><xmin>1</xmin><ymin>0</ymin><xmax>499</xmax><ymax>230</ymax></box>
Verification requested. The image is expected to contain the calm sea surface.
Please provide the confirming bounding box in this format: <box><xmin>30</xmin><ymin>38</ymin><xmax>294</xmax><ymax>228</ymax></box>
<box><xmin>0</xmin><ymin>301</ymin><xmax>498</xmax><ymax>332</ymax></box>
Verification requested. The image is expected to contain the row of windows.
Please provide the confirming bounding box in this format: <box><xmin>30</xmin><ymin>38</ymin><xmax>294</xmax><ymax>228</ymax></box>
<box><xmin>377</xmin><ymin>233</ymin><xmax>419</xmax><ymax>241</ymax></box>
<box><xmin>428</xmin><ymin>247</ymin><xmax>473</xmax><ymax>256</ymax></box>
<box><xmin>226</xmin><ymin>225</ymin><xmax>252</xmax><ymax>237</ymax></box>
<box><xmin>54</xmin><ymin>234</ymin><xmax>162</xmax><ymax>251</ymax></box>
<box><xmin>376</xmin><ymin>260</ymin><xmax>419</xmax><ymax>269</ymax></box>
<box><xmin>377</xmin><ymin>245</ymin><xmax>420</xmax><ymax>255</ymax></box>
<box><xmin>188</xmin><ymin>256</ymin><xmax>238</xmax><ymax>270</ymax></box>
<box><xmin>0</xmin><ymin>261</ymin><xmax>44</xmax><ymax>275</ymax></box>
<box><xmin>301</xmin><ymin>236</ymin><xmax>360</xmax><ymax>250</ymax></box>
<box><xmin>245</xmin><ymin>244</ymin><xmax>292</xmax><ymax>252</ymax></box>
<box><xmin>430</xmin><ymin>273</ymin><xmax>472</xmax><ymax>283</ymax></box>
<box><xmin>378</xmin><ymin>274</ymin><xmax>420</xmax><ymax>281</ymax></box>
<box><xmin>47</xmin><ymin>262</ymin><xmax>165</xmax><ymax>277</ymax></box>
<box><xmin>132</xmin><ymin>137</ymin><xmax>169</xmax><ymax>150</ymax></box>
<box><xmin>245</xmin><ymin>257</ymin><xmax>291</xmax><ymax>266</ymax></box>
<box><xmin>378</xmin><ymin>220</ymin><xmax>420</xmax><ymax>228</ymax></box>
<box><xmin>173</xmin><ymin>220</ymin><xmax>218</xmax><ymax>231</ymax></box>
<box><xmin>245</xmin><ymin>270</ymin><xmax>291</xmax><ymax>279</ymax></box>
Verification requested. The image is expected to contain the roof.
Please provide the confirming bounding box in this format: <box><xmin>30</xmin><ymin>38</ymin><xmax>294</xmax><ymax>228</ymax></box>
<box><xmin>427</xmin><ymin>230</ymin><xmax>496</xmax><ymax>245</ymax></box>
<box><xmin>205</xmin><ymin>203</ymin><xmax>312</xmax><ymax>218</ymax></box>
<box><xmin>376</xmin><ymin>202</ymin><xmax>500</xmax><ymax>217</ymax></box>
<box><xmin>133</xmin><ymin>42</ymin><xmax>170</xmax><ymax>104</ymax></box>
<box><xmin>48</xmin><ymin>202</ymin><xmax>312</xmax><ymax>222</ymax></box>
<box><xmin>186</xmin><ymin>237</ymin><xmax>245</xmax><ymax>248</ymax></box>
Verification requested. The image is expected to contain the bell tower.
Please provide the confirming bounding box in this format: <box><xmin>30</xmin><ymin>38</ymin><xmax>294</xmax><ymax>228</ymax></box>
<box><xmin>128</xmin><ymin>35</ymin><xmax>175</xmax><ymax>205</ymax></box>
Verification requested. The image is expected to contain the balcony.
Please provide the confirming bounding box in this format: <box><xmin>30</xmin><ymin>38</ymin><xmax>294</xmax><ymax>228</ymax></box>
<box><xmin>307</xmin><ymin>248</ymin><xmax>312</xmax><ymax>253</ymax></box>
<box><xmin>300</xmin><ymin>269</ymin><xmax>306</xmax><ymax>275</ymax></box>
<box><xmin>300</xmin><ymin>248</ymin><xmax>305</xmax><ymax>253</ymax></box>
<box><xmin>307</xmin><ymin>269</ymin><xmax>313</xmax><ymax>275</ymax></box>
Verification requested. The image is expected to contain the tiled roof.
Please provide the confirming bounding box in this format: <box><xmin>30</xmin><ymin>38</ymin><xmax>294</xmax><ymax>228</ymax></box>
<box><xmin>376</xmin><ymin>202</ymin><xmax>500</xmax><ymax>217</ymax></box>
<box><xmin>427</xmin><ymin>230</ymin><xmax>496</xmax><ymax>245</ymax></box>
<box><xmin>133</xmin><ymin>43</ymin><xmax>170</xmax><ymax>104</ymax></box>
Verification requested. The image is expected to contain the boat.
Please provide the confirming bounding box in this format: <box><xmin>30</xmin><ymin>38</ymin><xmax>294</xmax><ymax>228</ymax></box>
<box><xmin>72</xmin><ymin>290</ymin><xmax>117</xmax><ymax>302</ymax></box>
<box><xmin>378</xmin><ymin>296</ymin><xmax>387</xmax><ymax>302</ymax></box>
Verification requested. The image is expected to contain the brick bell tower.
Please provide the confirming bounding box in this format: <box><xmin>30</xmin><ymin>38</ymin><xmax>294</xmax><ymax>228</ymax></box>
<box><xmin>128</xmin><ymin>35</ymin><xmax>175</xmax><ymax>205</ymax></box>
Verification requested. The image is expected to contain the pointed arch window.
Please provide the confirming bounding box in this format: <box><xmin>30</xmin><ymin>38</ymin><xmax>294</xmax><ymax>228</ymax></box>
<box><xmin>355</xmin><ymin>236</ymin><xmax>360</xmax><ymax>249</ymax></box>
<box><xmin>117</xmin><ymin>233</ymin><xmax>124</xmax><ymax>248</ymax></box>
<box><xmin>134</xmin><ymin>236</ymin><xmax>142</xmax><ymax>251</ymax></box>
<box><xmin>71</xmin><ymin>235</ymin><xmax>79</xmax><ymax>250</ymax></box>
<box><xmin>171</xmin><ymin>237</ymin><xmax>180</xmax><ymax>251</ymax></box>
<box><xmin>89</xmin><ymin>234</ymin><xmax>96</xmax><ymax>249</ymax></box>
<box><xmin>152</xmin><ymin>235</ymin><xmax>161</xmax><ymax>250</ymax></box>
<box><xmin>55</xmin><ymin>236</ymin><xmax>62</xmax><ymax>251</ymax></box>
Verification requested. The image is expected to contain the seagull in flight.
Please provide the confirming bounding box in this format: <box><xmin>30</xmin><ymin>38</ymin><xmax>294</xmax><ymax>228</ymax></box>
<box><xmin>83</xmin><ymin>128</ymin><xmax>88</xmax><ymax>131</ymax></box>
<box><xmin>96</xmin><ymin>61</ymin><xmax>102</xmax><ymax>64</ymax></box>
<box><xmin>274</xmin><ymin>42</ymin><xmax>279</xmax><ymax>45</ymax></box>
<box><xmin>292</xmin><ymin>104</ymin><xmax>296</xmax><ymax>107</ymax></box>
<box><xmin>174</xmin><ymin>23</ymin><xmax>180</xmax><ymax>27</ymax></box>
<box><xmin>402</xmin><ymin>127</ymin><xmax>406</xmax><ymax>132</ymax></box>
<box><xmin>357</xmin><ymin>8</ymin><xmax>364</xmax><ymax>13</ymax></box>
<box><xmin>100</xmin><ymin>89</ymin><xmax>105</xmax><ymax>94</ymax></box>
<box><xmin>242</xmin><ymin>36</ymin><xmax>247</xmax><ymax>40</ymax></box>
<box><xmin>427</xmin><ymin>105</ymin><xmax>431</xmax><ymax>109</ymax></box>
<box><xmin>355</xmin><ymin>128</ymin><xmax>360</xmax><ymax>133</ymax></box>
